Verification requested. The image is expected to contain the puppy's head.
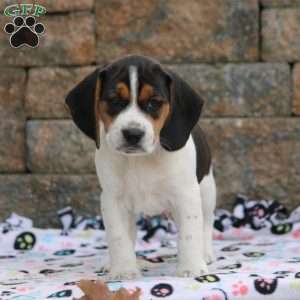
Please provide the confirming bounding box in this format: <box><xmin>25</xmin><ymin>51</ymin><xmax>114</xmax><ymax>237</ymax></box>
<box><xmin>65</xmin><ymin>55</ymin><xmax>204</xmax><ymax>155</ymax></box>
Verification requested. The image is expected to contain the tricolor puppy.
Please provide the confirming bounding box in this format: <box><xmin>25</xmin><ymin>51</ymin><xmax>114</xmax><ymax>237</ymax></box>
<box><xmin>66</xmin><ymin>55</ymin><xmax>216</xmax><ymax>279</ymax></box>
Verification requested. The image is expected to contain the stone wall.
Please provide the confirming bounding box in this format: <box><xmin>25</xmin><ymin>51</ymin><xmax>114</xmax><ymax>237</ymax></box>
<box><xmin>0</xmin><ymin>0</ymin><xmax>299</xmax><ymax>227</ymax></box>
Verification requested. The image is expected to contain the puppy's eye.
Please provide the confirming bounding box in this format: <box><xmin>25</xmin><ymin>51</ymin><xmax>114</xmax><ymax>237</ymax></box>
<box><xmin>142</xmin><ymin>99</ymin><xmax>163</xmax><ymax>114</ymax></box>
<box><xmin>107</xmin><ymin>98</ymin><xmax>128</xmax><ymax>115</ymax></box>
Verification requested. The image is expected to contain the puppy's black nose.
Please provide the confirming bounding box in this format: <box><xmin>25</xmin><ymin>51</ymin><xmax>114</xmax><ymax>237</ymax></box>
<box><xmin>122</xmin><ymin>128</ymin><xmax>145</xmax><ymax>145</ymax></box>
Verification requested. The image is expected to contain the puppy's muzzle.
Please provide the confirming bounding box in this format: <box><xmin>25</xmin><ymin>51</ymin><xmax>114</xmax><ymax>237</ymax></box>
<box><xmin>122</xmin><ymin>128</ymin><xmax>145</xmax><ymax>146</ymax></box>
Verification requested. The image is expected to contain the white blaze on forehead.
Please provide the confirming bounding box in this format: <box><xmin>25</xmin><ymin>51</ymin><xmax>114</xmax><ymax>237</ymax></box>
<box><xmin>129</xmin><ymin>65</ymin><xmax>138</xmax><ymax>103</ymax></box>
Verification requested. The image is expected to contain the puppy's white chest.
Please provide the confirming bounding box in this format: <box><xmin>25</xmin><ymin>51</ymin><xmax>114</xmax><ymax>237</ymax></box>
<box><xmin>122</xmin><ymin>159</ymin><xmax>173</xmax><ymax>215</ymax></box>
<box><xmin>96</xmin><ymin>137</ymin><xmax>197</xmax><ymax>216</ymax></box>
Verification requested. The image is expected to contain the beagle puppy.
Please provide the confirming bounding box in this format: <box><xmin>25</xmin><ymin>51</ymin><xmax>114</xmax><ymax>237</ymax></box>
<box><xmin>66</xmin><ymin>55</ymin><xmax>216</xmax><ymax>279</ymax></box>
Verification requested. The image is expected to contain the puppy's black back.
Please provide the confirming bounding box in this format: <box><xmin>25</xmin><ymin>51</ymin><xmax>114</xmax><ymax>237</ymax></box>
<box><xmin>191</xmin><ymin>124</ymin><xmax>211</xmax><ymax>183</ymax></box>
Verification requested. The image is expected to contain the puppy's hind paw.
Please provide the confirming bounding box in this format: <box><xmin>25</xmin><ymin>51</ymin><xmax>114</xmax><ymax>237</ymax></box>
<box><xmin>176</xmin><ymin>261</ymin><xmax>208</xmax><ymax>278</ymax></box>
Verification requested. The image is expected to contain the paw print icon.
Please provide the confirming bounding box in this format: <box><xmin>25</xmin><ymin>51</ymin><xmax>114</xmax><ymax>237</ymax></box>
<box><xmin>4</xmin><ymin>16</ymin><xmax>45</xmax><ymax>48</ymax></box>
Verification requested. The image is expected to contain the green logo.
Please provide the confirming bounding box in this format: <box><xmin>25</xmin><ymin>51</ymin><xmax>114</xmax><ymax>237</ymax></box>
<box><xmin>4</xmin><ymin>4</ymin><xmax>46</xmax><ymax>17</ymax></box>
<box><xmin>3</xmin><ymin>4</ymin><xmax>46</xmax><ymax>48</ymax></box>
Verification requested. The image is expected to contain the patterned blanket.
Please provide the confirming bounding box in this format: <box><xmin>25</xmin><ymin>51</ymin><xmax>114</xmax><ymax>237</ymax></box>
<box><xmin>1</xmin><ymin>194</ymin><xmax>300</xmax><ymax>300</ymax></box>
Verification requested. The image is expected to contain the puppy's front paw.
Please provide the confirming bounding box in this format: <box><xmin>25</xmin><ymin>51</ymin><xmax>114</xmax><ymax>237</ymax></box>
<box><xmin>176</xmin><ymin>260</ymin><xmax>208</xmax><ymax>277</ymax></box>
<box><xmin>105</xmin><ymin>268</ymin><xmax>141</xmax><ymax>281</ymax></box>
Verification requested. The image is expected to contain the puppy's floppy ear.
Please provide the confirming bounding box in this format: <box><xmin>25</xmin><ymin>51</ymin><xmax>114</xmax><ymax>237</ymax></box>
<box><xmin>65</xmin><ymin>68</ymin><xmax>106</xmax><ymax>149</ymax></box>
<box><xmin>160</xmin><ymin>70</ymin><xmax>204</xmax><ymax>151</ymax></box>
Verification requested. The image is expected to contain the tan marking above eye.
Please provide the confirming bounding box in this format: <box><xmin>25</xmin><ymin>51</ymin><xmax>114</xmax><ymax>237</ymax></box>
<box><xmin>139</xmin><ymin>84</ymin><xmax>154</xmax><ymax>102</ymax></box>
<box><xmin>116</xmin><ymin>82</ymin><xmax>130</xmax><ymax>100</ymax></box>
